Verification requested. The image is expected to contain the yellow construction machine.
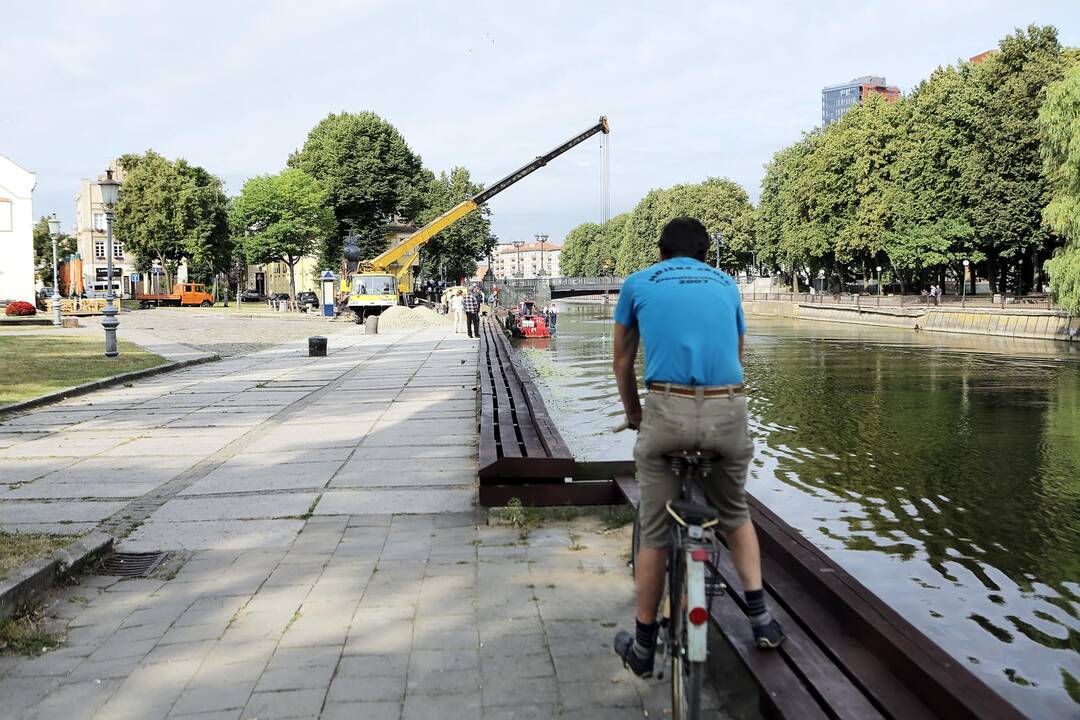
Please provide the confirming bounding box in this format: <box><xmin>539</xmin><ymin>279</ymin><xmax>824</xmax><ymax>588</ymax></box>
<box><xmin>346</xmin><ymin>116</ymin><xmax>609</xmax><ymax>322</ymax></box>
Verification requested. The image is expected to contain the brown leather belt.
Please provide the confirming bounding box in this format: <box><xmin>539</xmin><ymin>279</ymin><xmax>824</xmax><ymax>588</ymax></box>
<box><xmin>647</xmin><ymin>382</ymin><xmax>744</xmax><ymax>397</ymax></box>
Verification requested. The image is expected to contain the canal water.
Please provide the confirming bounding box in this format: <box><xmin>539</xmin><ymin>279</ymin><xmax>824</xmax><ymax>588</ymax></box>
<box><xmin>516</xmin><ymin>302</ymin><xmax>1080</xmax><ymax>718</ymax></box>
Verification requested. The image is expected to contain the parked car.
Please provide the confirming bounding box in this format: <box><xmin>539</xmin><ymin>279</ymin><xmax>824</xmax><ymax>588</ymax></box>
<box><xmin>295</xmin><ymin>291</ymin><xmax>320</xmax><ymax>309</ymax></box>
<box><xmin>269</xmin><ymin>292</ymin><xmax>290</xmax><ymax>303</ymax></box>
<box><xmin>240</xmin><ymin>289</ymin><xmax>266</xmax><ymax>303</ymax></box>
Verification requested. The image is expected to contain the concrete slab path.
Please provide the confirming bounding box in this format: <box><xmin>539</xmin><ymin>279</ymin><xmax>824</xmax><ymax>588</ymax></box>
<box><xmin>0</xmin><ymin>326</ymin><xmax>713</xmax><ymax>718</ymax></box>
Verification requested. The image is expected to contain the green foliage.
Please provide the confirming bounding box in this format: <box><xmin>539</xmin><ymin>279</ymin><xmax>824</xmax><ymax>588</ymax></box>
<box><xmin>113</xmin><ymin>151</ymin><xmax>231</xmax><ymax>286</ymax></box>
<box><xmin>1039</xmin><ymin>61</ymin><xmax>1080</xmax><ymax>314</ymax></box>
<box><xmin>288</xmin><ymin>112</ymin><xmax>426</xmax><ymax>266</ymax></box>
<box><xmin>615</xmin><ymin>179</ymin><xmax>753</xmax><ymax>275</ymax></box>
<box><xmin>754</xmin><ymin>24</ymin><xmax>1071</xmax><ymax>296</ymax></box>
<box><xmin>560</xmin><ymin>213</ymin><xmax>627</xmax><ymax>276</ymax></box>
<box><xmin>415</xmin><ymin>167</ymin><xmax>496</xmax><ymax>281</ymax></box>
<box><xmin>31</xmin><ymin>216</ymin><xmax>76</xmax><ymax>271</ymax></box>
<box><xmin>230</xmin><ymin>169</ymin><xmax>335</xmax><ymax>299</ymax></box>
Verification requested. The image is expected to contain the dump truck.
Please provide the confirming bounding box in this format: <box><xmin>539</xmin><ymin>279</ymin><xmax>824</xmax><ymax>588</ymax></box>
<box><xmin>137</xmin><ymin>282</ymin><xmax>215</xmax><ymax>308</ymax></box>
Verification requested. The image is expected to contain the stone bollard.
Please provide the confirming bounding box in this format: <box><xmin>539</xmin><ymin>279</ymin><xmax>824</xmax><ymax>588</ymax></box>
<box><xmin>308</xmin><ymin>336</ymin><xmax>327</xmax><ymax>357</ymax></box>
<box><xmin>364</xmin><ymin>315</ymin><xmax>379</xmax><ymax>334</ymax></box>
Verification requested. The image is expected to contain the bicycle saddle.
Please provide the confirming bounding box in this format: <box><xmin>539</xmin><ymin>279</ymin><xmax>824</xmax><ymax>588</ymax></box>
<box><xmin>663</xmin><ymin>450</ymin><xmax>720</xmax><ymax>463</ymax></box>
<box><xmin>667</xmin><ymin>499</ymin><xmax>721</xmax><ymax>527</ymax></box>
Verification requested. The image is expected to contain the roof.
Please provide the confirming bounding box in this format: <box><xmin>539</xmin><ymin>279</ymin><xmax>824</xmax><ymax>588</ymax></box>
<box><xmin>497</xmin><ymin>242</ymin><xmax>562</xmax><ymax>254</ymax></box>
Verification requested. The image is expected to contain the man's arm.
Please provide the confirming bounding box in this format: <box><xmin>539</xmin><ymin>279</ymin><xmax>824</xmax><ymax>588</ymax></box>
<box><xmin>613</xmin><ymin>321</ymin><xmax>642</xmax><ymax>428</ymax></box>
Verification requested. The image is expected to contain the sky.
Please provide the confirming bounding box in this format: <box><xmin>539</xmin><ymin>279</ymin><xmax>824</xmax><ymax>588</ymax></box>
<box><xmin>4</xmin><ymin>0</ymin><xmax>1079</xmax><ymax>247</ymax></box>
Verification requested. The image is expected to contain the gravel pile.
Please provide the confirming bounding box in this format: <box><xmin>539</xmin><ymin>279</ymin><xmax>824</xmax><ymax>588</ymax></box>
<box><xmin>378</xmin><ymin>305</ymin><xmax>452</xmax><ymax>331</ymax></box>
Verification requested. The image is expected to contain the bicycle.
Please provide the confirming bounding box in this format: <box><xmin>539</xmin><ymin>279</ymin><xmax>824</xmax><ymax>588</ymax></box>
<box><xmin>629</xmin><ymin>449</ymin><xmax>726</xmax><ymax>720</ymax></box>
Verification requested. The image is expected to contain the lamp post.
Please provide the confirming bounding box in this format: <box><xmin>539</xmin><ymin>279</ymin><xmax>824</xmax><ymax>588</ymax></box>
<box><xmin>711</xmin><ymin>231</ymin><xmax>723</xmax><ymax>269</ymax></box>
<box><xmin>535</xmin><ymin>234</ymin><xmax>548</xmax><ymax>276</ymax></box>
<box><xmin>47</xmin><ymin>214</ymin><xmax>62</xmax><ymax>326</ymax></box>
<box><xmin>98</xmin><ymin>169</ymin><xmax>120</xmax><ymax>357</ymax></box>
<box><xmin>876</xmin><ymin>265</ymin><xmax>883</xmax><ymax>297</ymax></box>
<box><xmin>512</xmin><ymin>239</ymin><xmax>524</xmax><ymax>278</ymax></box>
<box><xmin>962</xmin><ymin>259</ymin><xmax>969</xmax><ymax>308</ymax></box>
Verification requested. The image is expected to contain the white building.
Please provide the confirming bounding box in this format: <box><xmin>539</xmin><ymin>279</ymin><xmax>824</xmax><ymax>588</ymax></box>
<box><xmin>0</xmin><ymin>155</ymin><xmax>37</xmax><ymax>304</ymax></box>
<box><xmin>491</xmin><ymin>241</ymin><xmax>562</xmax><ymax>280</ymax></box>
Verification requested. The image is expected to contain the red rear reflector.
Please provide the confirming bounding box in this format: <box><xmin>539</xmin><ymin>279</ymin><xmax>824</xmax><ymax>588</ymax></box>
<box><xmin>691</xmin><ymin>549</ymin><xmax>708</xmax><ymax>562</ymax></box>
<box><xmin>689</xmin><ymin>607</ymin><xmax>708</xmax><ymax>626</ymax></box>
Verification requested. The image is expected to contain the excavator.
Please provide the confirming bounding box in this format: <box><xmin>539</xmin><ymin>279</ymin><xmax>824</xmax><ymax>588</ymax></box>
<box><xmin>345</xmin><ymin>115</ymin><xmax>610</xmax><ymax>322</ymax></box>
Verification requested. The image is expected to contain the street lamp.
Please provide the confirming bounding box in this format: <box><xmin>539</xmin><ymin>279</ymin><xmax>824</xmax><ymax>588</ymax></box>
<box><xmin>876</xmin><ymin>265</ymin><xmax>883</xmax><ymax>297</ymax></box>
<box><xmin>711</xmin><ymin>231</ymin><xmax>723</xmax><ymax>269</ymax></box>
<box><xmin>512</xmin><ymin>239</ymin><xmax>525</xmax><ymax>278</ymax></box>
<box><xmin>535</xmin><ymin>234</ymin><xmax>548</xmax><ymax>275</ymax></box>
<box><xmin>962</xmin><ymin>259</ymin><xmax>970</xmax><ymax>308</ymax></box>
<box><xmin>47</xmin><ymin>214</ymin><xmax>62</xmax><ymax>326</ymax></box>
<box><xmin>98</xmin><ymin>169</ymin><xmax>120</xmax><ymax>357</ymax></box>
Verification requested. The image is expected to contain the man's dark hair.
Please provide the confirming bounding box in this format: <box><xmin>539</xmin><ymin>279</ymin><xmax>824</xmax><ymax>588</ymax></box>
<box><xmin>658</xmin><ymin>216</ymin><xmax>710</xmax><ymax>262</ymax></box>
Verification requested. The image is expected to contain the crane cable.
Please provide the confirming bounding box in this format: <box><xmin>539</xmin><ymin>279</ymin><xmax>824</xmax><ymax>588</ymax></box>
<box><xmin>600</xmin><ymin>129</ymin><xmax>611</xmax><ymax>225</ymax></box>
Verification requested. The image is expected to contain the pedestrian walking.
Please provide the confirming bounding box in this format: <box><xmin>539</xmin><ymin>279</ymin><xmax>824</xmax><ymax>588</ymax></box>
<box><xmin>451</xmin><ymin>289</ymin><xmax>466</xmax><ymax>333</ymax></box>
<box><xmin>463</xmin><ymin>285</ymin><xmax>482</xmax><ymax>338</ymax></box>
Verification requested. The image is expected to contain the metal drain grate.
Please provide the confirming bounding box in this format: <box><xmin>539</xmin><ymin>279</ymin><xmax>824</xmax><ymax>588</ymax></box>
<box><xmin>98</xmin><ymin>551</ymin><xmax>167</xmax><ymax>578</ymax></box>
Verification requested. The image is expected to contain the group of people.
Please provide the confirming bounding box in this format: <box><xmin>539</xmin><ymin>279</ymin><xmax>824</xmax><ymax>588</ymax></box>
<box><xmin>417</xmin><ymin>279</ymin><xmax>449</xmax><ymax>303</ymax></box>
<box><xmin>921</xmin><ymin>284</ymin><xmax>944</xmax><ymax>305</ymax></box>
<box><xmin>448</xmin><ymin>285</ymin><xmax>484</xmax><ymax>338</ymax></box>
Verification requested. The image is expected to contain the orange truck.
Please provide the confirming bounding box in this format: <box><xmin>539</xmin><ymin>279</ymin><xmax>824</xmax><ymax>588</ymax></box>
<box><xmin>137</xmin><ymin>282</ymin><xmax>215</xmax><ymax>308</ymax></box>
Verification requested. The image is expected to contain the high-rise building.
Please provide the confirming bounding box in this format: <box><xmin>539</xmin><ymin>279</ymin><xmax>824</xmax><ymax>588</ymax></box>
<box><xmin>821</xmin><ymin>75</ymin><xmax>900</xmax><ymax>126</ymax></box>
<box><xmin>492</xmin><ymin>241</ymin><xmax>562</xmax><ymax>279</ymax></box>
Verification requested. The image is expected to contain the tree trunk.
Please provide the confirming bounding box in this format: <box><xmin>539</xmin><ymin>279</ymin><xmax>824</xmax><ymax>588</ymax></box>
<box><xmin>287</xmin><ymin>258</ymin><xmax>297</xmax><ymax>309</ymax></box>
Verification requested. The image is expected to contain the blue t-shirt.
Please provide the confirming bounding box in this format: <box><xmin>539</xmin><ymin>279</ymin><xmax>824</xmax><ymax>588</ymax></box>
<box><xmin>614</xmin><ymin>257</ymin><xmax>745</xmax><ymax>386</ymax></box>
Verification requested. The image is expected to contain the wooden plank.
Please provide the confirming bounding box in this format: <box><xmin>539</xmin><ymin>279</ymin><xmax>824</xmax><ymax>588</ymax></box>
<box><xmin>479</xmin><ymin>456</ymin><xmax>576</xmax><ymax>479</ymax></box>
<box><xmin>612</xmin><ymin>473</ymin><xmax>640</xmax><ymax>509</ymax></box>
<box><xmin>709</xmin><ymin>545</ymin><xmax>887</xmax><ymax>720</ymax></box>
<box><xmin>747</xmin><ymin>499</ymin><xmax>1024</xmax><ymax>720</ymax></box>
<box><xmin>708</xmin><ymin>588</ymin><xmax>831</xmax><ymax>720</ymax></box>
<box><xmin>487</xmin><ymin>323</ymin><xmax>548</xmax><ymax>457</ymax></box>
<box><xmin>488</xmin><ymin>352</ymin><xmax>522</xmax><ymax>459</ymax></box>
<box><xmin>479</xmin><ymin>480</ymin><xmax>624</xmax><ymax>507</ymax></box>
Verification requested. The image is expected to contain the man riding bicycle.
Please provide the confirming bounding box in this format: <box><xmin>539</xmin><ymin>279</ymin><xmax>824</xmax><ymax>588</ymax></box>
<box><xmin>612</xmin><ymin>217</ymin><xmax>785</xmax><ymax>678</ymax></box>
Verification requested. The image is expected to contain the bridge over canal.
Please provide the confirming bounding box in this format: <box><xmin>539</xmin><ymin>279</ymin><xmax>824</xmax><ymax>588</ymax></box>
<box><xmin>490</xmin><ymin>276</ymin><xmax>623</xmax><ymax>304</ymax></box>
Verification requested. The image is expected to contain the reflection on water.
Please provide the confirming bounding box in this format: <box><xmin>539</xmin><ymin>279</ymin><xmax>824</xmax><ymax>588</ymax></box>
<box><xmin>520</xmin><ymin>302</ymin><xmax>1080</xmax><ymax>717</ymax></box>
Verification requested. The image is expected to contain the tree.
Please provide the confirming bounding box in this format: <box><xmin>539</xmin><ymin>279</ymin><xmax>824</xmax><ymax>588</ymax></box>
<box><xmin>615</xmin><ymin>179</ymin><xmax>754</xmax><ymax>275</ymax></box>
<box><xmin>231</xmin><ymin>169</ymin><xmax>335</xmax><ymax>301</ymax></box>
<box><xmin>288</xmin><ymin>112</ymin><xmax>427</xmax><ymax>267</ymax></box>
<box><xmin>561</xmin><ymin>214</ymin><xmax>628</xmax><ymax>276</ymax></box>
<box><xmin>113</xmin><ymin>150</ymin><xmax>230</xmax><ymax>288</ymax></box>
<box><xmin>31</xmin><ymin>216</ymin><xmax>76</xmax><ymax>273</ymax></box>
<box><xmin>415</xmin><ymin>167</ymin><xmax>496</xmax><ymax>282</ymax></box>
<box><xmin>114</xmin><ymin>151</ymin><xmax>188</xmax><ymax>285</ymax></box>
<box><xmin>1039</xmin><ymin>61</ymin><xmax>1080</xmax><ymax>314</ymax></box>
<box><xmin>964</xmin><ymin>25</ymin><xmax>1067</xmax><ymax>293</ymax></box>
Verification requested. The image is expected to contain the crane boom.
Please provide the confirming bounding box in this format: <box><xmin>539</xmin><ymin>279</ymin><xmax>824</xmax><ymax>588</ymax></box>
<box><xmin>365</xmin><ymin>116</ymin><xmax>609</xmax><ymax>274</ymax></box>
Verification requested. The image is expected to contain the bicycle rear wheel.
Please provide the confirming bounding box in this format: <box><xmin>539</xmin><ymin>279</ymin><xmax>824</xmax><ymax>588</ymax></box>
<box><xmin>670</xmin><ymin>550</ymin><xmax>704</xmax><ymax>720</ymax></box>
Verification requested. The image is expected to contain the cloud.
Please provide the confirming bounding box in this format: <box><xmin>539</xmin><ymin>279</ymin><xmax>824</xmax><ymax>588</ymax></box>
<box><xmin>3</xmin><ymin>0</ymin><xmax>1077</xmax><ymax>245</ymax></box>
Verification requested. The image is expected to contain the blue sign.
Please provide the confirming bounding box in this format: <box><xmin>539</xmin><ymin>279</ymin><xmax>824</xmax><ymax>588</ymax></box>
<box><xmin>130</xmin><ymin>272</ymin><xmax>141</xmax><ymax>282</ymax></box>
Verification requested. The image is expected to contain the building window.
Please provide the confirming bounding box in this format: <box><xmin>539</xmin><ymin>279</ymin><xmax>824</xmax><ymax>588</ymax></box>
<box><xmin>113</xmin><ymin>241</ymin><xmax>124</xmax><ymax>259</ymax></box>
<box><xmin>95</xmin><ymin>240</ymin><xmax>106</xmax><ymax>258</ymax></box>
<box><xmin>92</xmin><ymin>212</ymin><xmax>106</xmax><ymax>232</ymax></box>
<box><xmin>0</xmin><ymin>200</ymin><xmax>11</xmax><ymax>232</ymax></box>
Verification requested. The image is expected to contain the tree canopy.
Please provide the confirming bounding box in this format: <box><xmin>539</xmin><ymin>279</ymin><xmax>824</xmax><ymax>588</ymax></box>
<box><xmin>415</xmin><ymin>167</ymin><xmax>496</xmax><ymax>282</ymax></box>
<box><xmin>1039</xmin><ymin>61</ymin><xmax>1080</xmax><ymax>314</ymax></box>
<box><xmin>230</xmin><ymin>169</ymin><xmax>335</xmax><ymax>300</ymax></box>
<box><xmin>752</xmin><ymin>24</ymin><xmax>1072</xmax><ymax>296</ymax></box>
<box><xmin>32</xmin><ymin>216</ymin><xmax>76</xmax><ymax>272</ymax></box>
<box><xmin>113</xmin><ymin>150</ymin><xmax>231</xmax><ymax>286</ymax></box>
<box><xmin>288</xmin><ymin>112</ymin><xmax>427</xmax><ymax>266</ymax></box>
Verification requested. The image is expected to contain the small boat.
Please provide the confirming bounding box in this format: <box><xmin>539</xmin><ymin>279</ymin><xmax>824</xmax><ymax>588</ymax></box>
<box><xmin>506</xmin><ymin>300</ymin><xmax>553</xmax><ymax>339</ymax></box>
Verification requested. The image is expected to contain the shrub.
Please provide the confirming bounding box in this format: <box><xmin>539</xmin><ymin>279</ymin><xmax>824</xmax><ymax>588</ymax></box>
<box><xmin>4</xmin><ymin>301</ymin><xmax>36</xmax><ymax>316</ymax></box>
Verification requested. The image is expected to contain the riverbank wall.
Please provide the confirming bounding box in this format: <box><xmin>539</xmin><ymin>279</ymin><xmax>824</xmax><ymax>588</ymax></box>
<box><xmin>743</xmin><ymin>300</ymin><xmax>1080</xmax><ymax>342</ymax></box>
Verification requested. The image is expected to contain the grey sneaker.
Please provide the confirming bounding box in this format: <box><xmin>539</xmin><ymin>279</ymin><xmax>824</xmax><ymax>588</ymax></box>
<box><xmin>753</xmin><ymin>618</ymin><xmax>786</xmax><ymax>649</ymax></box>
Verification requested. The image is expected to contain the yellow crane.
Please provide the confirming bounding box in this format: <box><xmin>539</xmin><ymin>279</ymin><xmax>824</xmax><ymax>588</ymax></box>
<box><xmin>346</xmin><ymin>115</ymin><xmax>610</xmax><ymax>322</ymax></box>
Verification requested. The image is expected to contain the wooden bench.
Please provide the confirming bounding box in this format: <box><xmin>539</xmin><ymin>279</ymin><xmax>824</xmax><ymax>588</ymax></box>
<box><xmin>612</xmin><ymin>472</ymin><xmax>1022</xmax><ymax>720</ymax></box>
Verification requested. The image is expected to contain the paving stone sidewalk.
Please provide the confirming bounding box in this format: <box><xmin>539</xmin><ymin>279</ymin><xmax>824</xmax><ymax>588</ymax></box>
<box><xmin>0</xmin><ymin>326</ymin><xmax>714</xmax><ymax>718</ymax></box>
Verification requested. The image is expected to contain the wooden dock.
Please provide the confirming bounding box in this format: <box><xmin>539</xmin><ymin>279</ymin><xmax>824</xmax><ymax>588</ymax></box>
<box><xmin>476</xmin><ymin>315</ymin><xmax>1022</xmax><ymax>719</ymax></box>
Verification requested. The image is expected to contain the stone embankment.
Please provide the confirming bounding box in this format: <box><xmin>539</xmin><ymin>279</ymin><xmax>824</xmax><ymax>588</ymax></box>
<box><xmin>743</xmin><ymin>299</ymin><xmax>1080</xmax><ymax>342</ymax></box>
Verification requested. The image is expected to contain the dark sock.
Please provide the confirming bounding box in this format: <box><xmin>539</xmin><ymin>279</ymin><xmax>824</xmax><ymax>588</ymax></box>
<box><xmin>745</xmin><ymin>589</ymin><xmax>773</xmax><ymax>627</ymax></box>
<box><xmin>633</xmin><ymin>619</ymin><xmax>658</xmax><ymax>657</ymax></box>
